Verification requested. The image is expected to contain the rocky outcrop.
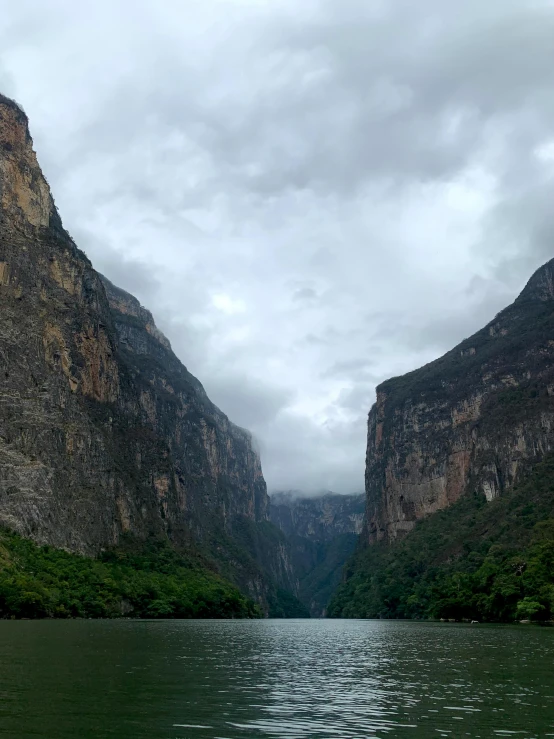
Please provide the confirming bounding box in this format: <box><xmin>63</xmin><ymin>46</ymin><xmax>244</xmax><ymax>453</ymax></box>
<box><xmin>99</xmin><ymin>275</ymin><xmax>268</xmax><ymax>536</ymax></box>
<box><xmin>0</xmin><ymin>93</ymin><xmax>295</xmax><ymax>611</ymax></box>
<box><xmin>271</xmin><ymin>492</ymin><xmax>364</xmax><ymax>541</ymax></box>
<box><xmin>270</xmin><ymin>491</ymin><xmax>364</xmax><ymax>615</ymax></box>
<box><xmin>364</xmin><ymin>258</ymin><xmax>554</xmax><ymax>544</ymax></box>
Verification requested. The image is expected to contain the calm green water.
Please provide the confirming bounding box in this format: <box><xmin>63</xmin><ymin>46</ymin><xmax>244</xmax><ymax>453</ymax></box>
<box><xmin>0</xmin><ymin>620</ymin><xmax>553</xmax><ymax>738</ymax></box>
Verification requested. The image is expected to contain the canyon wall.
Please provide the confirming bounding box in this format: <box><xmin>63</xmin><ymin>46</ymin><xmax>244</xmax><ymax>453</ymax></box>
<box><xmin>270</xmin><ymin>492</ymin><xmax>364</xmax><ymax>615</ymax></box>
<box><xmin>364</xmin><ymin>259</ymin><xmax>554</xmax><ymax>544</ymax></box>
<box><xmin>0</xmin><ymin>93</ymin><xmax>295</xmax><ymax>610</ymax></box>
<box><xmin>271</xmin><ymin>492</ymin><xmax>364</xmax><ymax>541</ymax></box>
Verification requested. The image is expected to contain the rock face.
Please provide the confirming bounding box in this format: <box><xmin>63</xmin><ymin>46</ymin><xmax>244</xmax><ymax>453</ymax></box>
<box><xmin>364</xmin><ymin>258</ymin><xmax>554</xmax><ymax>544</ymax></box>
<box><xmin>0</xmin><ymin>93</ymin><xmax>294</xmax><ymax>610</ymax></box>
<box><xmin>271</xmin><ymin>492</ymin><xmax>365</xmax><ymax>541</ymax></box>
<box><xmin>270</xmin><ymin>492</ymin><xmax>365</xmax><ymax>615</ymax></box>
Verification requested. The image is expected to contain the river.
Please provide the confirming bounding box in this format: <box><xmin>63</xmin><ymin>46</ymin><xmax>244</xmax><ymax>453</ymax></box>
<box><xmin>0</xmin><ymin>619</ymin><xmax>552</xmax><ymax>738</ymax></box>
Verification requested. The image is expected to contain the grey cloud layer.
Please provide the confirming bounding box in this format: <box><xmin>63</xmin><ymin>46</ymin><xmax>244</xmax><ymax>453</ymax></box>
<box><xmin>1</xmin><ymin>0</ymin><xmax>553</xmax><ymax>492</ymax></box>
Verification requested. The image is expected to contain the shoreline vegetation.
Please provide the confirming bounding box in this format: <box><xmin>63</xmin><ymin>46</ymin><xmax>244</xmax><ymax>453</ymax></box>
<box><xmin>3</xmin><ymin>455</ymin><xmax>554</xmax><ymax>623</ymax></box>
<box><xmin>329</xmin><ymin>454</ymin><xmax>554</xmax><ymax>623</ymax></box>
<box><xmin>0</xmin><ymin>530</ymin><xmax>261</xmax><ymax>620</ymax></box>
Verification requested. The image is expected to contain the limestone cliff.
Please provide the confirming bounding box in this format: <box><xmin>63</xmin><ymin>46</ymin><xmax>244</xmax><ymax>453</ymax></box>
<box><xmin>270</xmin><ymin>491</ymin><xmax>364</xmax><ymax>615</ymax></box>
<box><xmin>364</xmin><ymin>258</ymin><xmax>554</xmax><ymax>544</ymax></box>
<box><xmin>0</xmin><ymin>93</ymin><xmax>295</xmax><ymax>611</ymax></box>
<box><xmin>271</xmin><ymin>492</ymin><xmax>364</xmax><ymax>541</ymax></box>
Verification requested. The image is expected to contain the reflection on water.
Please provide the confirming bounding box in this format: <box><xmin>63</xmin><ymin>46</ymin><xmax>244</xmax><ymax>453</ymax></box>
<box><xmin>0</xmin><ymin>619</ymin><xmax>552</xmax><ymax>738</ymax></box>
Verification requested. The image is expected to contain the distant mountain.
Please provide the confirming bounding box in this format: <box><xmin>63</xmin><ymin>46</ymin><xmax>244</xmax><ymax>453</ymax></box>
<box><xmin>270</xmin><ymin>492</ymin><xmax>364</xmax><ymax>616</ymax></box>
<box><xmin>330</xmin><ymin>257</ymin><xmax>554</xmax><ymax>621</ymax></box>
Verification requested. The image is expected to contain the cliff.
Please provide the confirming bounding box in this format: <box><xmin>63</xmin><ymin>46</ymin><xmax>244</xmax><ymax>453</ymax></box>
<box><xmin>0</xmin><ymin>93</ymin><xmax>296</xmax><ymax>613</ymax></box>
<box><xmin>329</xmin><ymin>258</ymin><xmax>554</xmax><ymax>621</ymax></box>
<box><xmin>328</xmin><ymin>450</ymin><xmax>554</xmax><ymax>620</ymax></box>
<box><xmin>270</xmin><ymin>492</ymin><xmax>364</xmax><ymax>615</ymax></box>
<box><xmin>270</xmin><ymin>492</ymin><xmax>364</xmax><ymax>541</ymax></box>
<box><xmin>364</xmin><ymin>258</ymin><xmax>554</xmax><ymax>545</ymax></box>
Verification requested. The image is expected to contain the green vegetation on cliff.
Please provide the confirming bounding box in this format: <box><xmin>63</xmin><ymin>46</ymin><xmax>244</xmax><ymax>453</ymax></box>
<box><xmin>329</xmin><ymin>455</ymin><xmax>554</xmax><ymax>621</ymax></box>
<box><xmin>269</xmin><ymin>493</ymin><xmax>365</xmax><ymax>616</ymax></box>
<box><xmin>294</xmin><ymin>532</ymin><xmax>359</xmax><ymax>616</ymax></box>
<box><xmin>0</xmin><ymin>532</ymin><xmax>261</xmax><ymax>619</ymax></box>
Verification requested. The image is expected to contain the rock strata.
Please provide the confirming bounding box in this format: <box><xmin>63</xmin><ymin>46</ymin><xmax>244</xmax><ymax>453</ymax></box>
<box><xmin>364</xmin><ymin>258</ymin><xmax>554</xmax><ymax>544</ymax></box>
<box><xmin>0</xmin><ymin>93</ymin><xmax>294</xmax><ymax>611</ymax></box>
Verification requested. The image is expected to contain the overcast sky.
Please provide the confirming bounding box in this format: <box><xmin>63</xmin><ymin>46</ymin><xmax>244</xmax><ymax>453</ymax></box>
<box><xmin>2</xmin><ymin>1</ymin><xmax>554</xmax><ymax>493</ymax></box>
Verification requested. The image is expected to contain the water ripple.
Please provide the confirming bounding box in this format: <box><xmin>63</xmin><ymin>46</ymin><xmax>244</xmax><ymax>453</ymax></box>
<box><xmin>0</xmin><ymin>620</ymin><xmax>553</xmax><ymax>738</ymax></box>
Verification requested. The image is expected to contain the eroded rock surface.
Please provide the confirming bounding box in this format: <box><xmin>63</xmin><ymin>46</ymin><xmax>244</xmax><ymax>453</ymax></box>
<box><xmin>364</xmin><ymin>259</ymin><xmax>554</xmax><ymax>544</ymax></box>
<box><xmin>0</xmin><ymin>94</ymin><xmax>293</xmax><ymax>610</ymax></box>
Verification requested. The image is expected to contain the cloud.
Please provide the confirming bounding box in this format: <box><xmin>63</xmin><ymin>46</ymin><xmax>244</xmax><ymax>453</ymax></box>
<box><xmin>2</xmin><ymin>0</ymin><xmax>554</xmax><ymax>493</ymax></box>
<box><xmin>292</xmin><ymin>287</ymin><xmax>318</xmax><ymax>302</ymax></box>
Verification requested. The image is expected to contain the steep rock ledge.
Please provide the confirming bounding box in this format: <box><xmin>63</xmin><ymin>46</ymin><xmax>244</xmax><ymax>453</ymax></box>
<box><xmin>0</xmin><ymin>93</ymin><xmax>294</xmax><ymax>611</ymax></box>
<box><xmin>364</xmin><ymin>258</ymin><xmax>554</xmax><ymax>544</ymax></box>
